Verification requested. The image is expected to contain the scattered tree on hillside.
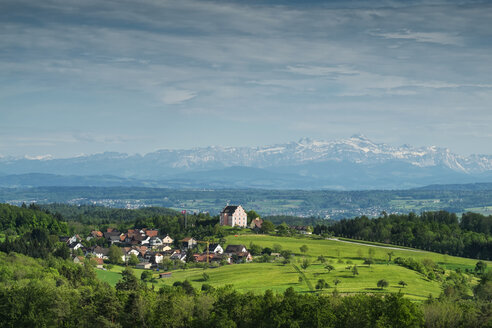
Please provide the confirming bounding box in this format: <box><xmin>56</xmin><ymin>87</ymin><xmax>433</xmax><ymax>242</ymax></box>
<box><xmin>377</xmin><ymin>279</ymin><xmax>389</xmax><ymax>290</ymax></box>
<box><xmin>260</xmin><ymin>220</ymin><xmax>275</xmax><ymax>234</ymax></box>
<box><xmin>273</xmin><ymin>244</ymin><xmax>283</xmax><ymax>253</ymax></box>
<box><xmin>317</xmin><ymin>255</ymin><xmax>326</xmax><ymax>263</ymax></box>
<box><xmin>249</xmin><ymin>242</ymin><xmax>262</xmax><ymax>255</ymax></box>
<box><xmin>475</xmin><ymin>261</ymin><xmax>488</xmax><ymax>276</ymax></box>
<box><xmin>140</xmin><ymin>270</ymin><xmax>152</xmax><ymax>282</ymax></box>
<box><xmin>325</xmin><ymin>264</ymin><xmax>335</xmax><ymax>273</ymax></box>
<box><xmin>276</xmin><ymin>223</ymin><xmax>291</xmax><ymax>236</ymax></box>
<box><xmin>398</xmin><ymin>280</ymin><xmax>407</xmax><ymax>288</ymax></box>
<box><xmin>301</xmin><ymin>259</ymin><xmax>310</xmax><ymax>270</ymax></box>
<box><xmin>352</xmin><ymin>265</ymin><xmax>359</xmax><ymax>276</ymax></box>
<box><xmin>316</xmin><ymin>279</ymin><xmax>330</xmax><ymax>291</ymax></box>
<box><xmin>333</xmin><ymin>278</ymin><xmax>341</xmax><ymax>286</ymax></box>
<box><xmin>300</xmin><ymin>245</ymin><xmax>309</xmax><ymax>254</ymax></box>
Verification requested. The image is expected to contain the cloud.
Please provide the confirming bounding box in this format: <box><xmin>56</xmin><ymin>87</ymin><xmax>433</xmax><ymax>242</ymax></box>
<box><xmin>1</xmin><ymin>0</ymin><xmax>492</xmax><ymax>156</ymax></box>
<box><xmin>285</xmin><ymin>65</ymin><xmax>360</xmax><ymax>76</ymax></box>
<box><xmin>284</xmin><ymin>64</ymin><xmax>492</xmax><ymax>97</ymax></box>
<box><xmin>161</xmin><ymin>88</ymin><xmax>196</xmax><ymax>105</ymax></box>
<box><xmin>368</xmin><ymin>29</ymin><xmax>463</xmax><ymax>46</ymax></box>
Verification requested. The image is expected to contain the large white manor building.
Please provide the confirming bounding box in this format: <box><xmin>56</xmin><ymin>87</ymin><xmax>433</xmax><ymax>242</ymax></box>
<box><xmin>220</xmin><ymin>205</ymin><xmax>247</xmax><ymax>227</ymax></box>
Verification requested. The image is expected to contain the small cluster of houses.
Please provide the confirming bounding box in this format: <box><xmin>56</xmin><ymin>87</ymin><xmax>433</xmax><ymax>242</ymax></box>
<box><xmin>61</xmin><ymin>205</ymin><xmax>316</xmax><ymax>272</ymax></box>
<box><xmin>62</xmin><ymin>227</ymin><xmax>253</xmax><ymax>270</ymax></box>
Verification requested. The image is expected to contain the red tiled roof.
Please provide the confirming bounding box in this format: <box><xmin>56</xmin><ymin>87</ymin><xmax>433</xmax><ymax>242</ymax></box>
<box><xmin>91</xmin><ymin>230</ymin><xmax>103</xmax><ymax>238</ymax></box>
<box><xmin>92</xmin><ymin>258</ymin><xmax>104</xmax><ymax>265</ymax></box>
<box><xmin>145</xmin><ymin>229</ymin><xmax>159</xmax><ymax>237</ymax></box>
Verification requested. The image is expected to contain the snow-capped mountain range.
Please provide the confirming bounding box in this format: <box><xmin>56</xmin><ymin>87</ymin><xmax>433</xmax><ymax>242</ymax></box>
<box><xmin>1</xmin><ymin>135</ymin><xmax>492</xmax><ymax>189</ymax></box>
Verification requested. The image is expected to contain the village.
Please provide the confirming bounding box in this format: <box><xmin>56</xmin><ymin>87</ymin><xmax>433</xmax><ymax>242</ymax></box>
<box><xmin>62</xmin><ymin>205</ymin><xmax>312</xmax><ymax>277</ymax></box>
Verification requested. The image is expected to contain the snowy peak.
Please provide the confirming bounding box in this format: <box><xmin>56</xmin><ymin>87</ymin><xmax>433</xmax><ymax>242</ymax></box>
<box><xmin>1</xmin><ymin>136</ymin><xmax>492</xmax><ymax>181</ymax></box>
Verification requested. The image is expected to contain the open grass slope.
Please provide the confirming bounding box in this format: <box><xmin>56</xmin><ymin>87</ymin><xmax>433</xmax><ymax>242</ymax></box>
<box><xmin>96</xmin><ymin>234</ymin><xmax>491</xmax><ymax>301</ymax></box>
<box><xmin>96</xmin><ymin>260</ymin><xmax>442</xmax><ymax>301</ymax></box>
<box><xmin>225</xmin><ymin>234</ymin><xmax>487</xmax><ymax>270</ymax></box>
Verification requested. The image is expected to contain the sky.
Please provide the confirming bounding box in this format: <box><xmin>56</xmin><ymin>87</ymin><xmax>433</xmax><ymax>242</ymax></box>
<box><xmin>1</xmin><ymin>0</ymin><xmax>492</xmax><ymax>158</ymax></box>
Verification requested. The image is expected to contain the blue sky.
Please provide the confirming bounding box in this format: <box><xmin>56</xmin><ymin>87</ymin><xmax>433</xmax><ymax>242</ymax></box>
<box><xmin>1</xmin><ymin>0</ymin><xmax>491</xmax><ymax>158</ymax></box>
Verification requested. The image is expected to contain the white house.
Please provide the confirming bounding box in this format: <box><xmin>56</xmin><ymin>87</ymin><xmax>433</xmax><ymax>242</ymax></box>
<box><xmin>90</xmin><ymin>246</ymin><xmax>109</xmax><ymax>259</ymax></box>
<box><xmin>208</xmin><ymin>243</ymin><xmax>224</xmax><ymax>254</ymax></box>
<box><xmin>220</xmin><ymin>205</ymin><xmax>248</xmax><ymax>227</ymax></box>
<box><xmin>136</xmin><ymin>262</ymin><xmax>152</xmax><ymax>269</ymax></box>
<box><xmin>149</xmin><ymin>236</ymin><xmax>163</xmax><ymax>247</ymax></box>
<box><xmin>151</xmin><ymin>253</ymin><xmax>164</xmax><ymax>264</ymax></box>
<box><xmin>179</xmin><ymin>237</ymin><xmax>197</xmax><ymax>249</ymax></box>
<box><xmin>170</xmin><ymin>251</ymin><xmax>186</xmax><ymax>262</ymax></box>
<box><xmin>69</xmin><ymin>242</ymin><xmax>83</xmax><ymax>251</ymax></box>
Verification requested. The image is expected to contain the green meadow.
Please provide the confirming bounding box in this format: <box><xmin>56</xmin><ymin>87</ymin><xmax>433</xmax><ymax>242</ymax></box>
<box><xmin>225</xmin><ymin>234</ymin><xmax>484</xmax><ymax>269</ymax></box>
<box><xmin>96</xmin><ymin>234</ymin><xmax>490</xmax><ymax>301</ymax></box>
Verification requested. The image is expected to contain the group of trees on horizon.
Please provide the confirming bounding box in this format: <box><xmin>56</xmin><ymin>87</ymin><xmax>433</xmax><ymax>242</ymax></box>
<box><xmin>316</xmin><ymin>211</ymin><xmax>492</xmax><ymax>260</ymax></box>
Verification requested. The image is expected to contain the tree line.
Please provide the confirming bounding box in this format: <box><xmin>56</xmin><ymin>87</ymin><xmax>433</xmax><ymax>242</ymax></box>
<box><xmin>316</xmin><ymin>211</ymin><xmax>492</xmax><ymax>260</ymax></box>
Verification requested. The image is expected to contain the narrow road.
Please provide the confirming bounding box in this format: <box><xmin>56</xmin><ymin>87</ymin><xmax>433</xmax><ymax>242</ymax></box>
<box><xmin>328</xmin><ymin>238</ymin><xmax>424</xmax><ymax>253</ymax></box>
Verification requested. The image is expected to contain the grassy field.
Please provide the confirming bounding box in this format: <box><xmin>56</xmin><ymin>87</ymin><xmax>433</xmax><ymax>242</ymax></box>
<box><xmin>96</xmin><ymin>260</ymin><xmax>441</xmax><ymax>300</ymax></box>
<box><xmin>225</xmin><ymin>234</ymin><xmax>484</xmax><ymax>269</ymax></box>
<box><xmin>95</xmin><ymin>234</ymin><xmax>490</xmax><ymax>301</ymax></box>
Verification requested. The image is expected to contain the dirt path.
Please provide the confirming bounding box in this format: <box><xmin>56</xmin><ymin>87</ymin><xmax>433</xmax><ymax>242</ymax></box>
<box><xmin>328</xmin><ymin>238</ymin><xmax>424</xmax><ymax>253</ymax></box>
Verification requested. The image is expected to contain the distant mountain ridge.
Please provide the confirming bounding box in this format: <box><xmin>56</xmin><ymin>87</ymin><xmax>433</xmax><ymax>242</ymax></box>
<box><xmin>1</xmin><ymin>135</ymin><xmax>492</xmax><ymax>189</ymax></box>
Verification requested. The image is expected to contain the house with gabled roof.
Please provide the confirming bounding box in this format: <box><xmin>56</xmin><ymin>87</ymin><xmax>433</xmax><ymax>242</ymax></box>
<box><xmin>207</xmin><ymin>243</ymin><xmax>224</xmax><ymax>254</ymax></box>
<box><xmin>143</xmin><ymin>229</ymin><xmax>159</xmax><ymax>237</ymax></box>
<box><xmin>153</xmin><ymin>244</ymin><xmax>172</xmax><ymax>252</ymax></box>
<box><xmin>250</xmin><ymin>217</ymin><xmax>263</xmax><ymax>231</ymax></box>
<box><xmin>235</xmin><ymin>252</ymin><xmax>253</xmax><ymax>263</ymax></box>
<box><xmin>109</xmin><ymin>235</ymin><xmax>122</xmax><ymax>245</ymax></box>
<box><xmin>179</xmin><ymin>237</ymin><xmax>197</xmax><ymax>249</ymax></box>
<box><xmin>90</xmin><ymin>257</ymin><xmax>104</xmax><ymax>269</ymax></box>
<box><xmin>225</xmin><ymin>244</ymin><xmax>248</xmax><ymax>254</ymax></box>
<box><xmin>220</xmin><ymin>205</ymin><xmax>247</xmax><ymax>227</ymax></box>
<box><xmin>149</xmin><ymin>236</ymin><xmax>163</xmax><ymax>247</ymax></box>
<box><xmin>73</xmin><ymin>256</ymin><xmax>85</xmax><ymax>264</ymax></box>
<box><xmin>136</xmin><ymin>262</ymin><xmax>152</xmax><ymax>269</ymax></box>
<box><xmin>87</xmin><ymin>230</ymin><xmax>103</xmax><ymax>241</ymax></box>
<box><xmin>170</xmin><ymin>250</ymin><xmax>186</xmax><ymax>262</ymax></box>
<box><xmin>68</xmin><ymin>242</ymin><xmax>83</xmax><ymax>251</ymax></box>
<box><xmin>162</xmin><ymin>235</ymin><xmax>174</xmax><ymax>246</ymax></box>
<box><xmin>90</xmin><ymin>246</ymin><xmax>109</xmax><ymax>259</ymax></box>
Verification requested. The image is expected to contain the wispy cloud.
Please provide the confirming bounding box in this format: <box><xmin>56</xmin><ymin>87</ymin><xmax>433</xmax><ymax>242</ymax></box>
<box><xmin>161</xmin><ymin>88</ymin><xmax>196</xmax><ymax>105</ymax></box>
<box><xmin>285</xmin><ymin>65</ymin><xmax>360</xmax><ymax>76</ymax></box>
<box><xmin>368</xmin><ymin>29</ymin><xmax>463</xmax><ymax>46</ymax></box>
